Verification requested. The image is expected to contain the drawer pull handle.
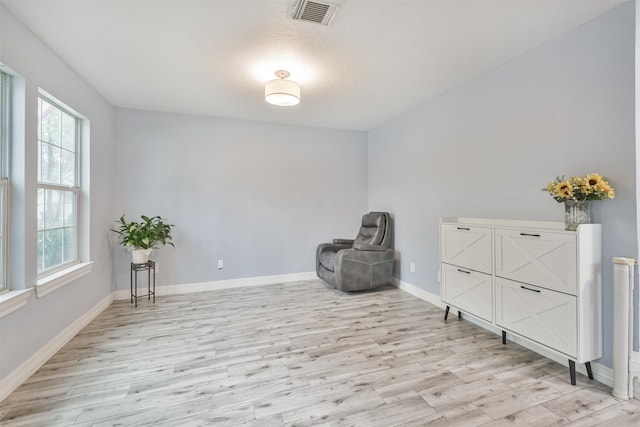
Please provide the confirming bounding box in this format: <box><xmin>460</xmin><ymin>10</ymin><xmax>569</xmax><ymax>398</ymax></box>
<box><xmin>520</xmin><ymin>285</ymin><xmax>541</xmax><ymax>293</ymax></box>
<box><xmin>457</xmin><ymin>269</ymin><xmax>471</xmax><ymax>274</ymax></box>
<box><xmin>520</xmin><ymin>233</ymin><xmax>541</xmax><ymax>237</ymax></box>
<box><xmin>457</xmin><ymin>227</ymin><xmax>470</xmax><ymax>231</ymax></box>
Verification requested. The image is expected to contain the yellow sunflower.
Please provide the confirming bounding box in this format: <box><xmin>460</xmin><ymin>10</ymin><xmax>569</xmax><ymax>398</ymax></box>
<box><xmin>586</xmin><ymin>173</ymin><xmax>604</xmax><ymax>187</ymax></box>
<box><xmin>572</xmin><ymin>177</ymin><xmax>593</xmax><ymax>195</ymax></box>
<box><xmin>596</xmin><ymin>180</ymin><xmax>611</xmax><ymax>193</ymax></box>
<box><xmin>544</xmin><ymin>173</ymin><xmax>614</xmax><ymax>202</ymax></box>
<box><xmin>554</xmin><ymin>181</ymin><xmax>573</xmax><ymax>198</ymax></box>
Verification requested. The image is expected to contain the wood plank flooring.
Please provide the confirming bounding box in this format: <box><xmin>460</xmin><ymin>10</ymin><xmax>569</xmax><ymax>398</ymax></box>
<box><xmin>1</xmin><ymin>280</ymin><xmax>639</xmax><ymax>426</ymax></box>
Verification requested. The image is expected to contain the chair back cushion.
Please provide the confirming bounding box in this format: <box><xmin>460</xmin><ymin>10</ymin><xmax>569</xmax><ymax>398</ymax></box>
<box><xmin>354</xmin><ymin>212</ymin><xmax>388</xmax><ymax>247</ymax></box>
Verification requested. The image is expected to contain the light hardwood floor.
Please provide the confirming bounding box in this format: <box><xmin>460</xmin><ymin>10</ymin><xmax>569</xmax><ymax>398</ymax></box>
<box><xmin>1</xmin><ymin>280</ymin><xmax>639</xmax><ymax>426</ymax></box>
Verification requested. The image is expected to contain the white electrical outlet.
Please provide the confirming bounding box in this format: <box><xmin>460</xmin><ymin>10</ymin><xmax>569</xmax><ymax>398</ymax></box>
<box><xmin>410</xmin><ymin>261</ymin><xmax>415</xmax><ymax>273</ymax></box>
<box><xmin>217</xmin><ymin>259</ymin><xmax>224</xmax><ymax>270</ymax></box>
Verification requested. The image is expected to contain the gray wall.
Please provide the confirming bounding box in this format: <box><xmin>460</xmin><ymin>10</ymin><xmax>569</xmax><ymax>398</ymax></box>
<box><xmin>0</xmin><ymin>5</ymin><xmax>116</xmax><ymax>380</ymax></box>
<box><xmin>368</xmin><ymin>2</ymin><xmax>636</xmax><ymax>368</ymax></box>
<box><xmin>113</xmin><ymin>109</ymin><xmax>368</xmax><ymax>289</ymax></box>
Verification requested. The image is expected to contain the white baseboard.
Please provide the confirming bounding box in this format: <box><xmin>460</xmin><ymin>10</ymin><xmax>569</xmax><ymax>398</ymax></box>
<box><xmin>113</xmin><ymin>271</ymin><xmax>317</xmax><ymax>300</ymax></box>
<box><xmin>393</xmin><ymin>278</ymin><xmax>615</xmax><ymax>389</ymax></box>
<box><xmin>394</xmin><ymin>278</ymin><xmax>447</xmax><ymax>310</ymax></box>
<box><xmin>0</xmin><ymin>293</ymin><xmax>114</xmax><ymax>402</ymax></box>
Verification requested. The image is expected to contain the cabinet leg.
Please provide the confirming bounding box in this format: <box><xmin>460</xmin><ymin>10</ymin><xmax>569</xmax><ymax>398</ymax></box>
<box><xmin>569</xmin><ymin>360</ymin><xmax>576</xmax><ymax>385</ymax></box>
<box><xmin>586</xmin><ymin>362</ymin><xmax>593</xmax><ymax>380</ymax></box>
<box><xmin>444</xmin><ymin>305</ymin><xmax>450</xmax><ymax>321</ymax></box>
<box><xmin>502</xmin><ymin>330</ymin><xmax>506</xmax><ymax>345</ymax></box>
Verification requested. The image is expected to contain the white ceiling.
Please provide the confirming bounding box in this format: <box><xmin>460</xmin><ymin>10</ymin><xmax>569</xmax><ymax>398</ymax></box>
<box><xmin>1</xmin><ymin>0</ymin><xmax>627</xmax><ymax>130</ymax></box>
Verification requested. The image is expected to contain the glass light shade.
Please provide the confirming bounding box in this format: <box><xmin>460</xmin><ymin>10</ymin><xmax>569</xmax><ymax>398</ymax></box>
<box><xmin>265</xmin><ymin>78</ymin><xmax>300</xmax><ymax>106</ymax></box>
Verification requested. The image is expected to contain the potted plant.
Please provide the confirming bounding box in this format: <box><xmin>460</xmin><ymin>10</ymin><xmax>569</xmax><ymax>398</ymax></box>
<box><xmin>542</xmin><ymin>173</ymin><xmax>615</xmax><ymax>230</ymax></box>
<box><xmin>111</xmin><ymin>214</ymin><xmax>175</xmax><ymax>263</ymax></box>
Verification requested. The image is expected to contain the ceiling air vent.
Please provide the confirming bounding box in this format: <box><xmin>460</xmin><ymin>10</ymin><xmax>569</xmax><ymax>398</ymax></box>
<box><xmin>291</xmin><ymin>0</ymin><xmax>340</xmax><ymax>26</ymax></box>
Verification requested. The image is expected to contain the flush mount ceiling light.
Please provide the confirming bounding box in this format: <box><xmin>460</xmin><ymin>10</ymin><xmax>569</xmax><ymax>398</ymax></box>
<box><xmin>265</xmin><ymin>70</ymin><xmax>300</xmax><ymax>107</ymax></box>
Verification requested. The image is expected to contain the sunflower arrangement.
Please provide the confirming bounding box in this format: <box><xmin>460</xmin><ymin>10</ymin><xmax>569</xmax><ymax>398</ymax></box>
<box><xmin>543</xmin><ymin>173</ymin><xmax>615</xmax><ymax>203</ymax></box>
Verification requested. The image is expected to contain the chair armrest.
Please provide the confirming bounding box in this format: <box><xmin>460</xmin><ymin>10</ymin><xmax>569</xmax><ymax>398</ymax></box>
<box><xmin>333</xmin><ymin>238</ymin><xmax>354</xmax><ymax>245</ymax></box>
<box><xmin>335</xmin><ymin>247</ymin><xmax>394</xmax><ymax>270</ymax></box>
<box><xmin>317</xmin><ymin>242</ymin><xmax>352</xmax><ymax>254</ymax></box>
<box><xmin>353</xmin><ymin>243</ymin><xmax>388</xmax><ymax>251</ymax></box>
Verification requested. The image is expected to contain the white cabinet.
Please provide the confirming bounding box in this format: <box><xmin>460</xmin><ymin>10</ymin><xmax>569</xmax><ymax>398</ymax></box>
<box><xmin>440</xmin><ymin>218</ymin><xmax>602</xmax><ymax>385</ymax></box>
<box><xmin>494</xmin><ymin>229</ymin><xmax>577</xmax><ymax>295</ymax></box>
<box><xmin>441</xmin><ymin>224</ymin><xmax>492</xmax><ymax>274</ymax></box>
<box><xmin>440</xmin><ymin>224</ymin><xmax>493</xmax><ymax>322</ymax></box>
<box><xmin>441</xmin><ymin>264</ymin><xmax>492</xmax><ymax>322</ymax></box>
<box><xmin>495</xmin><ymin>277</ymin><xmax>577</xmax><ymax>357</ymax></box>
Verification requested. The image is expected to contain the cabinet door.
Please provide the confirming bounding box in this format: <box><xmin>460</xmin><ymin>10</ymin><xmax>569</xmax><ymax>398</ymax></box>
<box><xmin>441</xmin><ymin>224</ymin><xmax>492</xmax><ymax>274</ymax></box>
<box><xmin>441</xmin><ymin>263</ymin><xmax>493</xmax><ymax>322</ymax></box>
<box><xmin>494</xmin><ymin>229</ymin><xmax>577</xmax><ymax>295</ymax></box>
<box><xmin>496</xmin><ymin>278</ymin><xmax>577</xmax><ymax>358</ymax></box>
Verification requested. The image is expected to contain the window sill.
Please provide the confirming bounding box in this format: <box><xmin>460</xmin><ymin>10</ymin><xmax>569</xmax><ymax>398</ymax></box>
<box><xmin>0</xmin><ymin>289</ymin><xmax>33</xmax><ymax>318</ymax></box>
<box><xmin>36</xmin><ymin>261</ymin><xmax>94</xmax><ymax>298</ymax></box>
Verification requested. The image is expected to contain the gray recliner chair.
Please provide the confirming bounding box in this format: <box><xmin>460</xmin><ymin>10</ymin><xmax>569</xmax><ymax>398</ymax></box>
<box><xmin>316</xmin><ymin>212</ymin><xmax>394</xmax><ymax>292</ymax></box>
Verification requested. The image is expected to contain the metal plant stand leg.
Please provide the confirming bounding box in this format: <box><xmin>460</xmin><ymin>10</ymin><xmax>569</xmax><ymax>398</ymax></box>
<box><xmin>130</xmin><ymin>266</ymin><xmax>133</xmax><ymax>304</ymax></box>
<box><xmin>148</xmin><ymin>262</ymin><xmax>156</xmax><ymax>303</ymax></box>
<box><xmin>134</xmin><ymin>264</ymin><xmax>139</xmax><ymax>307</ymax></box>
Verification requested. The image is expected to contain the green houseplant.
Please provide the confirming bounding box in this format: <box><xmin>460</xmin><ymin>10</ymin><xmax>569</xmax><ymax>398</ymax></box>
<box><xmin>111</xmin><ymin>214</ymin><xmax>175</xmax><ymax>263</ymax></box>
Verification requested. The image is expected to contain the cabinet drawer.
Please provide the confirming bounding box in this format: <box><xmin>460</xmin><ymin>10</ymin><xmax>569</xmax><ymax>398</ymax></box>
<box><xmin>441</xmin><ymin>224</ymin><xmax>492</xmax><ymax>274</ymax></box>
<box><xmin>496</xmin><ymin>278</ymin><xmax>577</xmax><ymax>358</ymax></box>
<box><xmin>494</xmin><ymin>228</ymin><xmax>577</xmax><ymax>295</ymax></box>
<box><xmin>441</xmin><ymin>263</ymin><xmax>493</xmax><ymax>322</ymax></box>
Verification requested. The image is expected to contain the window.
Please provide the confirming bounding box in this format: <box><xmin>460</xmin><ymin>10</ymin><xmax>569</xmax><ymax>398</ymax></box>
<box><xmin>37</xmin><ymin>94</ymin><xmax>80</xmax><ymax>276</ymax></box>
<box><xmin>0</xmin><ymin>72</ymin><xmax>9</xmax><ymax>293</ymax></box>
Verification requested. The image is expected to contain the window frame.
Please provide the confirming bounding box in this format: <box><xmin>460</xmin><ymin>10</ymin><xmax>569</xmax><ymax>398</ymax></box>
<box><xmin>36</xmin><ymin>92</ymin><xmax>81</xmax><ymax>278</ymax></box>
<box><xmin>0</xmin><ymin>71</ymin><xmax>10</xmax><ymax>294</ymax></box>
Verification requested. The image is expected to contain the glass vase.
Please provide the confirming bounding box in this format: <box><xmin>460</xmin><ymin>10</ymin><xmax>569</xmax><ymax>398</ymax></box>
<box><xmin>564</xmin><ymin>200</ymin><xmax>591</xmax><ymax>231</ymax></box>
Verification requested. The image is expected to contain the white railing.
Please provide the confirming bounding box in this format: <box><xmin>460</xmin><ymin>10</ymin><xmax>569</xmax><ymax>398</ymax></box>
<box><xmin>612</xmin><ymin>257</ymin><xmax>640</xmax><ymax>400</ymax></box>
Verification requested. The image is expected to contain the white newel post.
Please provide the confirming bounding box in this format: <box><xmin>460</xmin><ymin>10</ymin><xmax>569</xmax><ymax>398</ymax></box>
<box><xmin>612</xmin><ymin>257</ymin><xmax>636</xmax><ymax>400</ymax></box>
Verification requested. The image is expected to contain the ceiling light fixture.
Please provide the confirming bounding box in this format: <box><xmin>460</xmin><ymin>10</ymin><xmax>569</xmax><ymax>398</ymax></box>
<box><xmin>265</xmin><ymin>70</ymin><xmax>300</xmax><ymax>106</ymax></box>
